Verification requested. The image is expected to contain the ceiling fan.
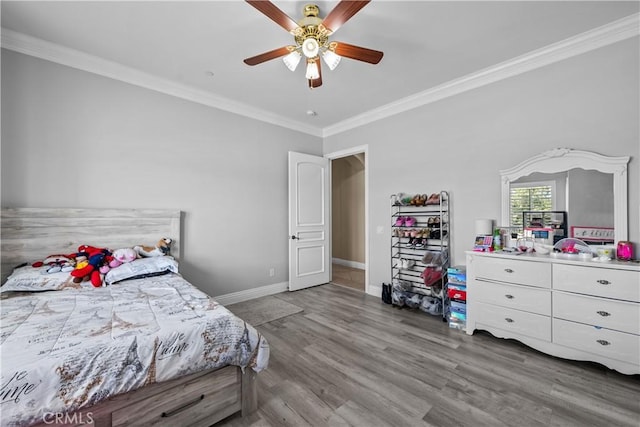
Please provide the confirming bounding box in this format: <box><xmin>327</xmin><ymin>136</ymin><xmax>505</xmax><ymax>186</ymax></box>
<box><xmin>243</xmin><ymin>0</ymin><xmax>384</xmax><ymax>89</ymax></box>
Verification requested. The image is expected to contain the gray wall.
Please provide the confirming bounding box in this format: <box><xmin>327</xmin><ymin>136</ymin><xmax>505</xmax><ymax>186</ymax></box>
<box><xmin>1</xmin><ymin>49</ymin><xmax>323</xmax><ymax>297</ymax></box>
<box><xmin>323</xmin><ymin>38</ymin><xmax>639</xmax><ymax>295</ymax></box>
<box><xmin>2</xmin><ymin>37</ymin><xmax>638</xmax><ymax>299</ymax></box>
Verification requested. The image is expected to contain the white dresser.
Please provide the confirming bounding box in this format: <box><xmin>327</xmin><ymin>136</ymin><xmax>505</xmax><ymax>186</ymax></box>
<box><xmin>466</xmin><ymin>251</ymin><xmax>640</xmax><ymax>375</ymax></box>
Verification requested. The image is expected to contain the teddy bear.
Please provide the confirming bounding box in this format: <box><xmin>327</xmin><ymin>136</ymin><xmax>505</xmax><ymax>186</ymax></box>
<box><xmin>109</xmin><ymin>248</ymin><xmax>138</xmax><ymax>268</ymax></box>
<box><xmin>134</xmin><ymin>238</ymin><xmax>172</xmax><ymax>258</ymax></box>
<box><xmin>70</xmin><ymin>245</ymin><xmax>112</xmax><ymax>287</ymax></box>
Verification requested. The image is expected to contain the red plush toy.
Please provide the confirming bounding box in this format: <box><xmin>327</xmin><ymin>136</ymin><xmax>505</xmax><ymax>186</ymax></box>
<box><xmin>70</xmin><ymin>245</ymin><xmax>112</xmax><ymax>287</ymax></box>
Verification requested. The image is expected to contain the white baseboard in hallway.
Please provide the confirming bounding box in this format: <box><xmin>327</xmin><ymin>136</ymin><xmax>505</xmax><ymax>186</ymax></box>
<box><xmin>214</xmin><ymin>281</ymin><xmax>288</xmax><ymax>306</ymax></box>
<box><xmin>332</xmin><ymin>257</ymin><xmax>365</xmax><ymax>270</ymax></box>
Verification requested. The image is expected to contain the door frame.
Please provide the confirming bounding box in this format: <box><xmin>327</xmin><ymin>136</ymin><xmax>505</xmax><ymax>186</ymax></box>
<box><xmin>325</xmin><ymin>145</ymin><xmax>370</xmax><ymax>295</ymax></box>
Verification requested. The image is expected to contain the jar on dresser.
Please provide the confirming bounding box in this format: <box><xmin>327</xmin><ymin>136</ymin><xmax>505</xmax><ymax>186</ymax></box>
<box><xmin>465</xmin><ymin>251</ymin><xmax>640</xmax><ymax>375</ymax></box>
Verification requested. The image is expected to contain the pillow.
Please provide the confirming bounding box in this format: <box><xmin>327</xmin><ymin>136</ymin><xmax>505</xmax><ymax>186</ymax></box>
<box><xmin>105</xmin><ymin>257</ymin><xmax>179</xmax><ymax>284</ymax></box>
<box><xmin>1</xmin><ymin>265</ymin><xmax>77</xmax><ymax>292</ymax></box>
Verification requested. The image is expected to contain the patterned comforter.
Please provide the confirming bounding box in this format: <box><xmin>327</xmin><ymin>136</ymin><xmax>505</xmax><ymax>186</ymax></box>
<box><xmin>0</xmin><ymin>273</ymin><xmax>269</xmax><ymax>427</ymax></box>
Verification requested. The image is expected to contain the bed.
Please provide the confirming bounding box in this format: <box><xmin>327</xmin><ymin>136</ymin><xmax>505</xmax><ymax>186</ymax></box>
<box><xmin>1</xmin><ymin>208</ymin><xmax>269</xmax><ymax>427</ymax></box>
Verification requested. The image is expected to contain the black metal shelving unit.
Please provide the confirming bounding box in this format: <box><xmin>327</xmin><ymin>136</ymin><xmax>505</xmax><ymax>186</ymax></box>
<box><xmin>390</xmin><ymin>191</ymin><xmax>450</xmax><ymax>320</ymax></box>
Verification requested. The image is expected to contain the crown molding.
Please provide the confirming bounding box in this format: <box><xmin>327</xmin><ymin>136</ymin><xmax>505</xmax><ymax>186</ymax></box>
<box><xmin>0</xmin><ymin>28</ymin><xmax>324</xmax><ymax>138</ymax></box>
<box><xmin>322</xmin><ymin>12</ymin><xmax>639</xmax><ymax>137</ymax></box>
<box><xmin>2</xmin><ymin>12</ymin><xmax>638</xmax><ymax>139</ymax></box>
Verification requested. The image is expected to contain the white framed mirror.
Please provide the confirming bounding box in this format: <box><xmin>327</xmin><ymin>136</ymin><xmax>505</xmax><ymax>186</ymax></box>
<box><xmin>500</xmin><ymin>148</ymin><xmax>629</xmax><ymax>244</ymax></box>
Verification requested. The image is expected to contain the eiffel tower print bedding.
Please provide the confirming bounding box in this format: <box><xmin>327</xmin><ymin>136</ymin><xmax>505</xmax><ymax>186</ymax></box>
<box><xmin>0</xmin><ymin>273</ymin><xmax>270</xmax><ymax>427</ymax></box>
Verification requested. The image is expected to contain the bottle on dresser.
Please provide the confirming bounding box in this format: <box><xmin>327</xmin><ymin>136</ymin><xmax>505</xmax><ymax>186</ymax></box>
<box><xmin>492</xmin><ymin>228</ymin><xmax>502</xmax><ymax>251</ymax></box>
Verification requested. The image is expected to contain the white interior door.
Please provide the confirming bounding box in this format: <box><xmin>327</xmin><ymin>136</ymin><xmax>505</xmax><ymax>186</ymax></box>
<box><xmin>288</xmin><ymin>151</ymin><xmax>330</xmax><ymax>291</ymax></box>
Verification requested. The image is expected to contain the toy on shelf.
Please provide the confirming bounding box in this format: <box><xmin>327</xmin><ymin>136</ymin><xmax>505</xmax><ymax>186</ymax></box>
<box><xmin>551</xmin><ymin>238</ymin><xmax>593</xmax><ymax>259</ymax></box>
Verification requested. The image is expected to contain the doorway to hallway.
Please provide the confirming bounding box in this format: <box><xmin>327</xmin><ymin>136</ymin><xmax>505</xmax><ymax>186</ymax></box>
<box><xmin>330</xmin><ymin>152</ymin><xmax>366</xmax><ymax>292</ymax></box>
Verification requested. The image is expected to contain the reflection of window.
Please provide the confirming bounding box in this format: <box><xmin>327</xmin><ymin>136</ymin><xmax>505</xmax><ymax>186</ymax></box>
<box><xmin>510</xmin><ymin>181</ymin><xmax>555</xmax><ymax>228</ymax></box>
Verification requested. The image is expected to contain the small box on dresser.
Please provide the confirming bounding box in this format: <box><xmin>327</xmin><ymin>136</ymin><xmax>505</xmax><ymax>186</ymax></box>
<box><xmin>466</xmin><ymin>251</ymin><xmax>640</xmax><ymax>375</ymax></box>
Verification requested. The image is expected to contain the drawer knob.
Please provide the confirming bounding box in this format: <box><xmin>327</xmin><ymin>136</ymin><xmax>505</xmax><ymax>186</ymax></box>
<box><xmin>505</xmin><ymin>318</ymin><xmax>514</xmax><ymax>323</ymax></box>
<box><xmin>505</xmin><ymin>294</ymin><xmax>514</xmax><ymax>299</ymax></box>
<box><xmin>596</xmin><ymin>339</ymin><xmax>610</xmax><ymax>346</ymax></box>
<box><xmin>596</xmin><ymin>279</ymin><xmax>610</xmax><ymax>285</ymax></box>
<box><xmin>504</xmin><ymin>268</ymin><xmax>514</xmax><ymax>273</ymax></box>
<box><xmin>596</xmin><ymin>311</ymin><xmax>611</xmax><ymax>317</ymax></box>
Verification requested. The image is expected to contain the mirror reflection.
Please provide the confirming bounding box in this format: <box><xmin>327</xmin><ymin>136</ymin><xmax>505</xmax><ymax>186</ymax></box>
<box><xmin>500</xmin><ymin>148</ymin><xmax>628</xmax><ymax>245</ymax></box>
<box><xmin>510</xmin><ymin>169</ymin><xmax>614</xmax><ymax>244</ymax></box>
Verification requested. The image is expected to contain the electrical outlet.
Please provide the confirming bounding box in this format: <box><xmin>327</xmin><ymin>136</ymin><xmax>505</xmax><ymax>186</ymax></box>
<box><xmin>269</xmin><ymin>268</ymin><xmax>275</xmax><ymax>277</ymax></box>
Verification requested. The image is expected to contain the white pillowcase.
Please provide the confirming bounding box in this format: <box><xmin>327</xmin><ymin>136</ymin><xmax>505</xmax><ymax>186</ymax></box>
<box><xmin>1</xmin><ymin>265</ymin><xmax>76</xmax><ymax>292</ymax></box>
<box><xmin>105</xmin><ymin>257</ymin><xmax>179</xmax><ymax>284</ymax></box>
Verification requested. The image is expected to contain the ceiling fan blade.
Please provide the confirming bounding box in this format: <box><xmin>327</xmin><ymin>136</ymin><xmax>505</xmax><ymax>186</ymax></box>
<box><xmin>244</xmin><ymin>46</ymin><xmax>292</xmax><ymax>66</ymax></box>
<box><xmin>309</xmin><ymin>58</ymin><xmax>322</xmax><ymax>89</ymax></box>
<box><xmin>333</xmin><ymin>41</ymin><xmax>383</xmax><ymax>64</ymax></box>
<box><xmin>322</xmin><ymin>0</ymin><xmax>370</xmax><ymax>33</ymax></box>
<box><xmin>246</xmin><ymin>0</ymin><xmax>299</xmax><ymax>33</ymax></box>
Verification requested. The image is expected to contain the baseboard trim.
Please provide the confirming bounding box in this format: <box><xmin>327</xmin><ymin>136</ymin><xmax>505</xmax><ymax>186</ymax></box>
<box><xmin>367</xmin><ymin>282</ymin><xmax>381</xmax><ymax>298</ymax></box>
<box><xmin>214</xmin><ymin>281</ymin><xmax>289</xmax><ymax>306</ymax></box>
<box><xmin>332</xmin><ymin>258</ymin><xmax>365</xmax><ymax>270</ymax></box>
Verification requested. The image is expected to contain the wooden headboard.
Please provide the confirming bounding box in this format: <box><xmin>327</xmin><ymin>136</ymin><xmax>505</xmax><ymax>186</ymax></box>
<box><xmin>1</xmin><ymin>208</ymin><xmax>182</xmax><ymax>283</ymax></box>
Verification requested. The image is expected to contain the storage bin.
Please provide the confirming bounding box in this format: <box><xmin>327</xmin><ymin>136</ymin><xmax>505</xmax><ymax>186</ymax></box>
<box><xmin>450</xmin><ymin>301</ymin><xmax>467</xmax><ymax>314</ymax></box>
<box><xmin>447</xmin><ymin>288</ymin><xmax>467</xmax><ymax>301</ymax></box>
<box><xmin>449</xmin><ymin>310</ymin><xmax>467</xmax><ymax>322</ymax></box>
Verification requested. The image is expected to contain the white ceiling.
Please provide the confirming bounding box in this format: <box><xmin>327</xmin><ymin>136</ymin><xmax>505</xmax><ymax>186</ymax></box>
<box><xmin>2</xmin><ymin>1</ymin><xmax>638</xmax><ymax>136</ymax></box>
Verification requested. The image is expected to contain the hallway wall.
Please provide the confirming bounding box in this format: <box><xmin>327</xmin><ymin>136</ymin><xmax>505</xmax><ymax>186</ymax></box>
<box><xmin>331</xmin><ymin>155</ymin><xmax>365</xmax><ymax>266</ymax></box>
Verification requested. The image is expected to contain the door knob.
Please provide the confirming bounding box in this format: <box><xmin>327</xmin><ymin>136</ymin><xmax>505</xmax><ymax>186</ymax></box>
<box><xmin>291</xmin><ymin>235</ymin><xmax>297</xmax><ymax>240</ymax></box>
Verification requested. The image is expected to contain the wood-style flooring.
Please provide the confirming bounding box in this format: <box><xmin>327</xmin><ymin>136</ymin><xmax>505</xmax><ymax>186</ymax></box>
<box><xmin>217</xmin><ymin>284</ymin><xmax>640</xmax><ymax>427</ymax></box>
<box><xmin>331</xmin><ymin>263</ymin><xmax>365</xmax><ymax>291</ymax></box>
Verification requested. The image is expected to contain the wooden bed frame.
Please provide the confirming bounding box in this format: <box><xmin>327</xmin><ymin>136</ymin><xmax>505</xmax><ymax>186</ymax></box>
<box><xmin>1</xmin><ymin>208</ymin><xmax>257</xmax><ymax>427</ymax></box>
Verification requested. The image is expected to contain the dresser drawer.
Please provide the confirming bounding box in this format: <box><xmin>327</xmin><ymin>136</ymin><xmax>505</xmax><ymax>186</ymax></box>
<box><xmin>475</xmin><ymin>302</ymin><xmax>551</xmax><ymax>341</ymax></box>
<box><xmin>553</xmin><ymin>292</ymin><xmax>640</xmax><ymax>335</ymax></box>
<box><xmin>473</xmin><ymin>257</ymin><xmax>551</xmax><ymax>288</ymax></box>
<box><xmin>112</xmin><ymin>366</ymin><xmax>240</xmax><ymax>427</ymax></box>
<box><xmin>475</xmin><ymin>281</ymin><xmax>551</xmax><ymax>316</ymax></box>
<box><xmin>553</xmin><ymin>264</ymin><xmax>640</xmax><ymax>302</ymax></box>
<box><xmin>553</xmin><ymin>318</ymin><xmax>640</xmax><ymax>365</ymax></box>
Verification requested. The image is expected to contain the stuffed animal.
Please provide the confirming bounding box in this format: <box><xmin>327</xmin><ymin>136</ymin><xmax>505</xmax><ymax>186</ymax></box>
<box><xmin>109</xmin><ymin>248</ymin><xmax>138</xmax><ymax>268</ymax></box>
<box><xmin>32</xmin><ymin>254</ymin><xmax>76</xmax><ymax>274</ymax></box>
<box><xmin>70</xmin><ymin>245</ymin><xmax>112</xmax><ymax>287</ymax></box>
<box><xmin>134</xmin><ymin>238</ymin><xmax>172</xmax><ymax>258</ymax></box>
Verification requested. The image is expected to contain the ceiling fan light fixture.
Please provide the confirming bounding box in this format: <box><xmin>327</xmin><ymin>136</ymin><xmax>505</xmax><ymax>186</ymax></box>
<box><xmin>322</xmin><ymin>49</ymin><xmax>341</xmax><ymax>71</ymax></box>
<box><xmin>305</xmin><ymin>60</ymin><xmax>320</xmax><ymax>80</ymax></box>
<box><xmin>283</xmin><ymin>50</ymin><xmax>302</xmax><ymax>71</ymax></box>
<box><xmin>298</xmin><ymin>4</ymin><xmax>323</xmax><ymax>28</ymax></box>
<box><xmin>302</xmin><ymin>37</ymin><xmax>320</xmax><ymax>58</ymax></box>
<box><xmin>243</xmin><ymin>1</ymin><xmax>383</xmax><ymax>89</ymax></box>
